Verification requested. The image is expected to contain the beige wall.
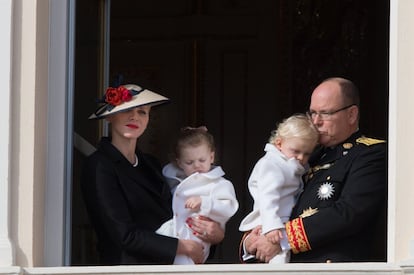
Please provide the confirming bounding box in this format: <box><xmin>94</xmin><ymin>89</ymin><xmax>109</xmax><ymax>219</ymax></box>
<box><xmin>2</xmin><ymin>0</ymin><xmax>414</xmax><ymax>271</ymax></box>
<box><xmin>11</xmin><ymin>0</ymin><xmax>49</xmax><ymax>266</ymax></box>
<box><xmin>0</xmin><ymin>0</ymin><xmax>13</xmax><ymax>267</ymax></box>
<box><xmin>390</xmin><ymin>0</ymin><xmax>414</xmax><ymax>263</ymax></box>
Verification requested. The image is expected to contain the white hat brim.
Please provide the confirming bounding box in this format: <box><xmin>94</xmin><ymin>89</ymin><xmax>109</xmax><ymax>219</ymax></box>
<box><xmin>89</xmin><ymin>88</ymin><xmax>169</xmax><ymax>119</ymax></box>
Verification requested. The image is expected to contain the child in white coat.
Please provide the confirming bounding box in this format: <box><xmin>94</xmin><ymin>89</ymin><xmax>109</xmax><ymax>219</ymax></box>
<box><xmin>156</xmin><ymin>126</ymin><xmax>239</xmax><ymax>264</ymax></box>
<box><xmin>239</xmin><ymin>114</ymin><xmax>318</xmax><ymax>263</ymax></box>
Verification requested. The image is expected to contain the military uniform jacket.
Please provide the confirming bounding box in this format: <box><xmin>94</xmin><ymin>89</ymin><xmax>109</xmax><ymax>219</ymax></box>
<box><xmin>81</xmin><ymin>137</ymin><xmax>178</xmax><ymax>265</ymax></box>
<box><xmin>286</xmin><ymin>131</ymin><xmax>387</xmax><ymax>262</ymax></box>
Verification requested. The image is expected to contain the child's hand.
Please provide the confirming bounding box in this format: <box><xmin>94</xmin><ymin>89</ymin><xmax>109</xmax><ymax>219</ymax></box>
<box><xmin>185</xmin><ymin>196</ymin><xmax>202</xmax><ymax>211</ymax></box>
<box><xmin>265</xmin><ymin>229</ymin><xmax>283</xmax><ymax>244</ymax></box>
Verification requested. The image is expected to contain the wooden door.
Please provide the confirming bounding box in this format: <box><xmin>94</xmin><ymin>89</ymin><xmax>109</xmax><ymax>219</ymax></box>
<box><xmin>109</xmin><ymin>0</ymin><xmax>288</xmax><ymax>263</ymax></box>
<box><xmin>72</xmin><ymin>0</ymin><xmax>389</xmax><ymax>264</ymax></box>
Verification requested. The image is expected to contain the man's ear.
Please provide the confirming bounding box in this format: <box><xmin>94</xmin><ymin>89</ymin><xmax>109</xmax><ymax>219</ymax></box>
<box><xmin>349</xmin><ymin>105</ymin><xmax>359</xmax><ymax>124</ymax></box>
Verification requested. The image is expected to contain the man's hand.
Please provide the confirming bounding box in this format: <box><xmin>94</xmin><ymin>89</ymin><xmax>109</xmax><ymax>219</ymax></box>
<box><xmin>265</xmin><ymin>229</ymin><xmax>283</xmax><ymax>244</ymax></box>
<box><xmin>254</xmin><ymin>235</ymin><xmax>282</xmax><ymax>262</ymax></box>
<box><xmin>244</xmin><ymin>226</ymin><xmax>281</xmax><ymax>262</ymax></box>
<box><xmin>244</xmin><ymin>226</ymin><xmax>262</xmax><ymax>255</ymax></box>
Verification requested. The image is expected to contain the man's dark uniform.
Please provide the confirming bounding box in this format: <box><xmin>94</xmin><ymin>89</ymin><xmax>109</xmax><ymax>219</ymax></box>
<box><xmin>287</xmin><ymin>131</ymin><xmax>387</xmax><ymax>263</ymax></box>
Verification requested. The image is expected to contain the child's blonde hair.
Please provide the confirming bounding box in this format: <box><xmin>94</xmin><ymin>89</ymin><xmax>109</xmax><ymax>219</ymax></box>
<box><xmin>268</xmin><ymin>113</ymin><xmax>319</xmax><ymax>145</ymax></box>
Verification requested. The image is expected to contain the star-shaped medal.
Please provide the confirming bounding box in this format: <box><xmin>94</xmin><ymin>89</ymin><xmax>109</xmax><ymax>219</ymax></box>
<box><xmin>317</xmin><ymin>182</ymin><xmax>335</xmax><ymax>200</ymax></box>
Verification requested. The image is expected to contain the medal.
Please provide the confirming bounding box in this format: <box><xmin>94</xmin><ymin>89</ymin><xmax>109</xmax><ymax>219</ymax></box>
<box><xmin>317</xmin><ymin>182</ymin><xmax>335</xmax><ymax>200</ymax></box>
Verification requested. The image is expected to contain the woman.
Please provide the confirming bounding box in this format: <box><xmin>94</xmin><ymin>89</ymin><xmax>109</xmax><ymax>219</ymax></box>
<box><xmin>81</xmin><ymin>84</ymin><xmax>224</xmax><ymax>265</ymax></box>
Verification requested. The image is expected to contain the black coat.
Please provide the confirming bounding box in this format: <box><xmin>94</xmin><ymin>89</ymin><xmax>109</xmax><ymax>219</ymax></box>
<box><xmin>288</xmin><ymin>131</ymin><xmax>387</xmax><ymax>263</ymax></box>
<box><xmin>81</xmin><ymin>137</ymin><xmax>178</xmax><ymax>265</ymax></box>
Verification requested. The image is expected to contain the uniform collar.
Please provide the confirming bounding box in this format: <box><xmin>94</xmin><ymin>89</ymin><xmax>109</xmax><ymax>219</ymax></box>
<box><xmin>310</xmin><ymin>131</ymin><xmax>362</xmax><ymax>165</ymax></box>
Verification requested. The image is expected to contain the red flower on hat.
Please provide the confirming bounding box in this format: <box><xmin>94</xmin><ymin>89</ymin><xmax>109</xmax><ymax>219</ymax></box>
<box><xmin>119</xmin><ymin>86</ymin><xmax>132</xmax><ymax>102</ymax></box>
<box><xmin>93</xmin><ymin>85</ymin><xmax>143</xmax><ymax>116</ymax></box>
<box><xmin>105</xmin><ymin>87</ymin><xmax>122</xmax><ymax>106</ymax></box>
<box><xmin>105</xmin><ymin>86</ymin><xmax>134</xmax><ymax>106</ymax></box>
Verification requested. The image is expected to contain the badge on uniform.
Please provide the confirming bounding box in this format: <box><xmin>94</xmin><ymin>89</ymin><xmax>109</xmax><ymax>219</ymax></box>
<box><xmin>305</xmin><ymin>163</ymin><xmax>333</xmax><ymax>182</ymax></box>
<box><xmin>356</xmin><ymin>136</ymin><xmax>386</xmax><ymax>146</ymax></box>
<box><xmin>343</xmin><ymin>143</ymin><xmax>353</xmax><ymax>149</ymax></box>
<box><xmin>300</xmin><ymin>207</ymin><xmax>319</xmax><ymax>218</ymax></box>
<box><xmin>342</xmin><ymin>143</ymin><xmax>353</xmax><ymax>156</ymax></box>
<box><xmin>317</xmin><ymin>181</ymin><xmax>335</xmax><ymax>200</ymax></box>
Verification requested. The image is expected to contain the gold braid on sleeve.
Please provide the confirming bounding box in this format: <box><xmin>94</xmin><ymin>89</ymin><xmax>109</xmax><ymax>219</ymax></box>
<box><xmin>286</xmin><ymin>217</ymin><xmax>311</xmax><ymax>254</ymax></box>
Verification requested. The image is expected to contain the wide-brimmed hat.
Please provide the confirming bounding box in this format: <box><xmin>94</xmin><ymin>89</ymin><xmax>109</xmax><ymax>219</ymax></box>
<box><xmin>89</xmin><ymin>84</ymin><xmax>170</xmax><ymax>119</ymax></box>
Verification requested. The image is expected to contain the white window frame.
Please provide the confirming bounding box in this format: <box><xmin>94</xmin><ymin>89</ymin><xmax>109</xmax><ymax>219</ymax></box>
<box><xmin>45</xmin><ymin>0</ymin><xmax>111</xmax><ymax>266</ymax></box>
<box><xmin>44</xmin><ymin>0</ymin><xmax>75</xmax><ymax>266</ymax></box>
<box><xmin>43</xmin><ymin>0</ymin><xmax>409</xmax><ymax>267</ymax></box>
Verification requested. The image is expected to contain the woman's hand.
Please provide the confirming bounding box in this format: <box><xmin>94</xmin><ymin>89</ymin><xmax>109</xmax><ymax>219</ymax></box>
<box><xmin>186</xmin><ymin>215</ymin><xmax>224</xmax><ymax>244</ymax></box>
<box><xmin>177</xmin><ymin>239</ymin><xmax>204</xmax><ymax>264</ymax></box>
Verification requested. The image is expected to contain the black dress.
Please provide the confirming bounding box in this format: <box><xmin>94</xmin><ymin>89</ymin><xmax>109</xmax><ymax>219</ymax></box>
<box><xmin>81</xmin><ymin>137</ymin><xmax>177</xmax><ymax>264</ymax></box>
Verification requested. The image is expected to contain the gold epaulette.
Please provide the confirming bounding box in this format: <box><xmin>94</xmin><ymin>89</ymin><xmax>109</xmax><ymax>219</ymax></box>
<box><xmin>286</xmin><ymin>217</ymin><xmax>311</xmax><ymax>254</ymax></box>
<box><xmin>356</xmin><ymin>136</ymin><xmax>386</xmax><ymax>146</ymax></box>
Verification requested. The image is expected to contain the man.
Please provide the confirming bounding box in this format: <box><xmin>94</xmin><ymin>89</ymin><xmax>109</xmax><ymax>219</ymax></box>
<box><xmin>242</xmin><ymin>77</ymin><xmax>387</xmax><ymax>263</ymax></box>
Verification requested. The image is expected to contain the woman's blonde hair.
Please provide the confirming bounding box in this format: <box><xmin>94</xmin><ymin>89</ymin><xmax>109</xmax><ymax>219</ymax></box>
<box><xmin>268</xmin><ymin>113</ymin><xmax>319</xmax><ymax>144</ymax></box>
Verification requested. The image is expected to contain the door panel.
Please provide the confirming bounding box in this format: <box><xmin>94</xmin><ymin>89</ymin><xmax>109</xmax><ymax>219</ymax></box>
<box><xmin>72</xmin><ymin>0</ymin><xmax>389</xmax><ymax>264</ymax></box>
<box><xmin>108</xmin><ymin>1</ymin><xmax>283</xmax><ymax>262</ymax></box>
